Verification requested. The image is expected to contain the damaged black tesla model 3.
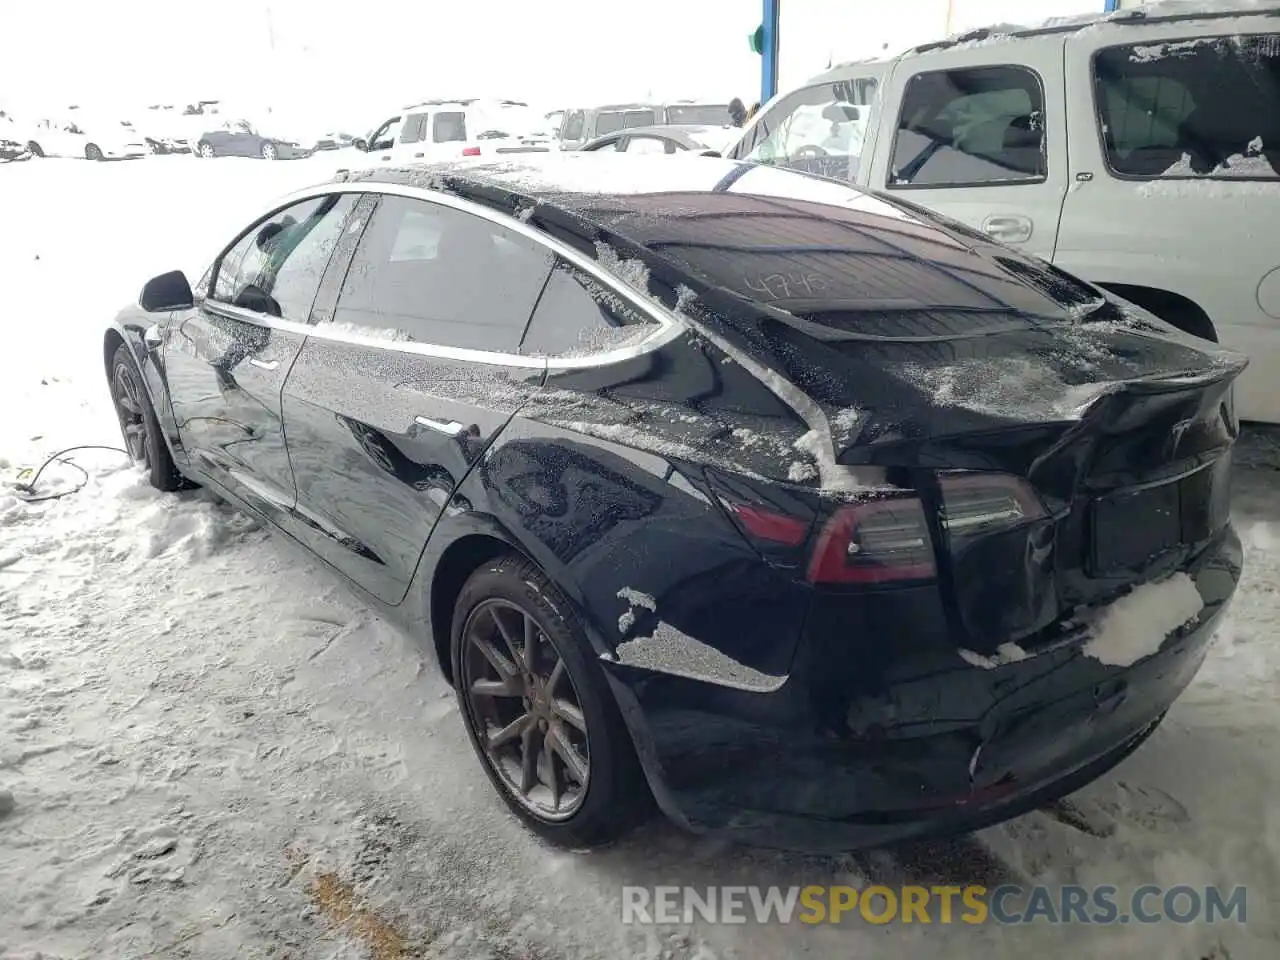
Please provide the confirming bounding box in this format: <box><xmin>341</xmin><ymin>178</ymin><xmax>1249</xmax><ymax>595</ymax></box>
<box><xmin>104</xmin><ymin>154</ymin><xmax>1244</xmax><ymax>852</ymax></box>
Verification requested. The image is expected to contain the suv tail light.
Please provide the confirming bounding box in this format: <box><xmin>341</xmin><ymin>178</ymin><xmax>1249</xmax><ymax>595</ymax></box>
<box><xmin>806</xmin><ymin>474</ymin><xmax>1046</xmax><ymax>586</ymax></box>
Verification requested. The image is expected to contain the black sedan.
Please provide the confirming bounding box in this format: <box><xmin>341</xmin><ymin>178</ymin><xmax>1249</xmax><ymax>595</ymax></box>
<box><xmin>580</xmin><ymin>123</ymin><xmax>737</xmax><ymax>156</ymax></box>
<box><xmin>194</xmin><ymin>119</ymin><xmax>312</xmax><ymax>160</ymax></box>
<box><xmin>103</xmin><ymin>154</ymin><xmax>1244</xmax><ymax>852</ymax></box>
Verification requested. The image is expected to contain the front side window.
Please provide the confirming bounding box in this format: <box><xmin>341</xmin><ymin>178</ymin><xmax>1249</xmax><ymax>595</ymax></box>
<box><xmin>888</xmin><ymin>66</ymin><xmax>1047</xmax><ymax>187</ymax></box>
<box><xmin>211</xmin><ymin>194</ymin><xmax>358</xmax><ymax>321</ymax></box>
<box><xmin>1094</xmin><ymin>34</ymin><xmax>1280</xmax><ymax>179</ymax></box>
<box><xmin>521</xmin><ymin>260</ymin><xmax>654</xmax><ymax>357</ymax></box>
<box><xmin>740</xmin><ymin>77</ymin><xmax>878</xmax><ymax>182</ymax></box>
<box><xmin>561</xmin><ymin>111</ymin><xmax>585</xmax><ymax>140</ymax></box>
<box><xmin>328</xmin><ymin>196</ymin><xmax>554</xmax><ymax>351</ymax></box>
<box><xmin>398</xmin><ymin>113</ymin><xmax>427</xmax><ymax>144</ymax></box>
<box><xmin>433</xmin><ymin>111</ymin><xmax>467</xmax><ymax>143</ymax></box>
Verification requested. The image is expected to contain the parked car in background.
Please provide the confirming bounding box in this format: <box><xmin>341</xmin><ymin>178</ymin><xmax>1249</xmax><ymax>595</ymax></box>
<box><xmin>0</xmin><ymin>136</ymin><xmax>31</xmax><ymax>162</ymax></box>
<box><xmin>23</xmin><ymin>116</ymin><xmax>148</xmax><ymax>160</ymax></box>
<box><xmin>727</xmin><ymin>2</ymin><xmax>1280</xmax><ymax>422</ymax></box>
<box><xmin>580</xmin><ymin>123</ymin><xmax>739</xmax><ymax>156</ymax></box>
<box><xmin>556</xmin><ymin>103</ymin><xmax>662</xmax><ymax>150</ymax></box>
<box><xmin>661</xmin><ymin>101</ymin><xmax>734</xmax><ymax>126</ymax></box>
<box><xmin>312</xmin><ymin>131</ymin><xmax>356</xmax><ymax>152</ymax></box>
<box><xmin>106</xmin><ymin>153</ymin><xmax>1243</xmax><ymax>852</ymax></box>
<box><xmin>134</xmin><ymin>104</ymin><xmax>196</xmax><ymax>154</ymax></box>
<box><xmin>355</xmin><ymin>99</ymin><xmax>552</xmax><ymax>165</ymax></box>
<box><xmin>194</xmin><ymin>119</ymin><xmax>312</xmax><ymax>159</ymax></box>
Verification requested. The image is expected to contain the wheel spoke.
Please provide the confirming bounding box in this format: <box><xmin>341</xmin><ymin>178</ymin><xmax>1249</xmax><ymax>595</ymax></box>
<box><xmin>546</xmin><ymin>657</ymin><xmax>565</xmax><ymax>694</ymax></box>
<box><xmin>470</xmin><ymin>676</ymin><xmax>523</xmax><ymax>699</ymax></box>
<box><xmin>487</xmin><ymin>713</ymin><xmax>530</xmax><ymax>751</ymax></box>
<box><xmin>552</xmin><ymin>697</ymin><xmax>586</xmax><ymax>734</ymax></box>
<box><xmin>489</xmin><ymin>606</ymin><xmax>523</xmax><ymax>666</ymax></box>
<box><xmin>523</xmin><ymin>614</ymin><xmax>540</xmax><ymax>673</ymax></box>
<box><xmin>519</xmin><ymin>724</ymin><xmax>540</xmax><ymax>795</ymax></box>
<box><xmin>546</xmin><ymin>726</ymin><xmax>588</xmax><ymax>785</ymax></box>
<box><xmin>471</xmin><ymin>634</ymin><xmax>518</xmax><ymax>681</ymax></box>
<box><xmin>544</xmin><ymin>741</ymin><xmax>563</xmax><ymax>810</ymax></box>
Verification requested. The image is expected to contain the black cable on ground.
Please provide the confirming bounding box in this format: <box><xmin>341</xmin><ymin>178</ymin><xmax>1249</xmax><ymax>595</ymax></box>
<box><xmin>12</xmin><ymin>445</ymin><xmax>130</xmax><ymax>503</ymax></box>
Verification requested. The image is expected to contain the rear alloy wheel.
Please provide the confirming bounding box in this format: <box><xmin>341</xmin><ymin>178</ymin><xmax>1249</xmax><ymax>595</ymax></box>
<box><xmin>261</xmin><ymin>142</ymin><xmax>278</xmax><ymax>160</ymax></box>
<box><xmin>109</xmin><ymin>344</ymin><xmax>185</xmax><ymax>491</ymax></box>
<box><xmin>451</xmin><ymin>554</ymin><xmax>650</xmax><ymax>847</ymax></box>
<box><xmin>198</xmin><ymin>142</ymin><xmax>214</xmax><ymax>158</ymax></box>
<box><xmin>85</xmin><ymin>143</ymin><xmax>104</xmax><ymax>161</ymax></box>
<box><xmin>27</xmin><ymin>141</ymin><xmax>44</xmax><ymax>158</ymax></box>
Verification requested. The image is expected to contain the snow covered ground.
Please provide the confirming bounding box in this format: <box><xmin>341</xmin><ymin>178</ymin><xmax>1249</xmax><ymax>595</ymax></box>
<box><xmin>1</xmin><ymin>155</ymin><xmax>1278</xmax><ymax>960</ymax></box>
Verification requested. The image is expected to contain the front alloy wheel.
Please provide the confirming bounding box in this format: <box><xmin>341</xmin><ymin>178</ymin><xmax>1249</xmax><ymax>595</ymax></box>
<box><xmin>261</xmin><ymin>142</ymin><xmax>278</xmax><ymax>160</ymax></box>
<box><xmin>112</xmin><ymin>359</ymin><xmax>150</xmax><ymax>465</ymax></box>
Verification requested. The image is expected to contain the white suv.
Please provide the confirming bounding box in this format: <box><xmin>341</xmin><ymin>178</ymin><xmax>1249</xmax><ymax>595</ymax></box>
<box><xmin>357</xmin><ymin>99</ymin><xmax>552</xmax><ymax>165</ymax></box>
<box><xmin>728</xmin><ymin>1</ymin><xmax>1280</xmax><ymax>423</ymax></box>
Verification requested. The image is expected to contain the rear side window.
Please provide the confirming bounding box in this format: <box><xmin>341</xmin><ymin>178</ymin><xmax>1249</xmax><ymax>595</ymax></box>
<box><xmin>889</xmin><ymin>66</ymin><xmax>1047</xmax><ymax>187</ymax></box>
<box><xmin>212</xmin><ymin>194</ymin><xmax>357</xmax><ymax>322</ymax></box>
<box><xmin>1094</xmin><ymin>34</ymin><xmax>1280</xmax><ymax>179</ymax></box>
<box><xmin>433</xmin><ymin>111</ymin><xmax>467</xmax><ymax>143</ymax></box>
<box><xmin>398</xmin><ymin>114</ymin><xmax>427</xmax><ymax>144</ymax></box>
<box><xmin>521</xmin><ymin>259</ymin><xmax>654</xmax><ymax>357</ymax></box>
<box><xmin>328</xmin><ymin>196</ymin><xmax>553</xmax><ymax>352</ymax></box>
<box><xmin>595</xmin><ymin>112</ymin><xmax>627</xmax><ymax>136</ymax></box>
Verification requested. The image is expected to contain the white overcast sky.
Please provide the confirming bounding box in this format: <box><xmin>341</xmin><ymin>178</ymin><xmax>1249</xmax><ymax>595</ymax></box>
<box><xmin>1</xmin><ymin>0</ymin><xmax>1102</xmax><ymax>126</ymax></box>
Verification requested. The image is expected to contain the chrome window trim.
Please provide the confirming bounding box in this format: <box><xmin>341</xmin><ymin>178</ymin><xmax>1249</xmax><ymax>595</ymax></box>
<box><xmin>209</xmin><ymin>179</ymin><xmax>689</xmax><ymax>370</ymax></box>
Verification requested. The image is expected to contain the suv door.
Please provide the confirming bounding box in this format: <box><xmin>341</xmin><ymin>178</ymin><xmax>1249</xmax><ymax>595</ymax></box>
<box><xmin>164</xmin><ymin>194</ymin><xmax>361</xmax><ymax>522</ymax></box>
<box><xmin>390</xmin><ymin>111</ymin><xmax>429</xmax><ymax>163</ymax></box>
<box><xmin>864</xmin><ymin>38</ymin><xmax>1069</xmax><ymax>261</ymax></box>
<box><xmin>281</xmin><ymin>191</ymin><xmax>554</xmax><ymax>603</ymax></box>
<box><xmin>1057</xmin><ymin>18</ymin><xmax>1280</xmax><ymax>422</ymax></box>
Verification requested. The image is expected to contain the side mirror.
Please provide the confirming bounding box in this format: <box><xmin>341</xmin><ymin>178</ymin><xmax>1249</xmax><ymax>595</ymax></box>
<box><xmin>352</xmin><ymin>138</ymin><xmax>368</xmax><ymax>151</ymax></box>
<box><xmin>139</xmin><ymin>270</ymin><xmax>194</xmax><ymax>311</ymax></box>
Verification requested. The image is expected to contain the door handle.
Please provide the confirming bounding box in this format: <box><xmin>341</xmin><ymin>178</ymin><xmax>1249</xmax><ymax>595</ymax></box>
<box><xmin>248</xmin><ymin>357</ymin><xmax>279</xmax><ymax>371</ymax></box>
<box><xmin>981</xmin><ymin>214</ymin><xmax>1033</xmax><ymax>244</ymax></box>
<box><xmin>414</xmin><ymin>416</ymin><xmax>464</xmax><ymax>437</ymax></box>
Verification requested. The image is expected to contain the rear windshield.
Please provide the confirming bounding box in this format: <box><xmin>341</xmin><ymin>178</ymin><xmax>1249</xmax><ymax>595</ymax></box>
<box><xmin>1094</xmin><ymin>34</ymin><xmax>1280</xmax><ymax>179</ymax></box>
<box><xmin>665</xmin><ymin>104</ymin><xmax>731</xmax><ymax>125</ymax></box>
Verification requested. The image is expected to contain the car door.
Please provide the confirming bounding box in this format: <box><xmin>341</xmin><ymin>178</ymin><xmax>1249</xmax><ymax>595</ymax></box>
<box><xmin>281</xmin><ymin>190</ymin><xmax>554</xmax><ymax>603</ymax></box>
<box><xmin>163</xmin><ymin>193</ymin><xmax>363</xmax><ymax>524</ymax></box>
<box><xmin>863</xmin><ymin>38</ymin><xmax>1069</xmax><ymax>261</ymax></box>
<box><xmin>389</xmin><ymin>111</ymin><xmax>429</xmax><ymax>164</ymax></box>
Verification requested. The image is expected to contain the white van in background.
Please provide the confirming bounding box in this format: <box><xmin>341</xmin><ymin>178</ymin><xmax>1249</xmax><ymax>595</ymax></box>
<box><xmin>355</xmin><ymin>99</ymin><xmax>553</xmax><ymax>165</ymax></box>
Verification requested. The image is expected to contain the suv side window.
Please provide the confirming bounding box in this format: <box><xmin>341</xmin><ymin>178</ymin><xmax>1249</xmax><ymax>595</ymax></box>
<box><xmin>433</xmin><ymin>111</ymin><xmax>467</xmax><ymax>143</ymax></box>
<box><xmin>1094</xmin><ymin>34</ymin><xmax>1280</xmax><ymax>179</ymax></box>
<box><xmin>521</xmin><ymin>259</ymin><xmax>655</xmax><ymax>357</ymax></box>
<box><xmin>561</xmin><ymin>110</ymin><xmax>585</xmax><ymax>140</ymax></box>
<box><xmin>398</xmin><ymin>113</ymin><xmax>427</xmax><ymax>144</ymax></box>
<box><xmin>888</xmin><ymin>66</ymin><xmax>1047</xmax><ymax>188</ymax></box>
<box><xmin>328</xmin><ymin>196</ymin><xmax>554</xmax><ymax>351</ymax></box>
<box><xmin>738</xmin><ymin>78</ymin><xmax>878</xmax><ymax>182</ymax></box>
<box><xmin>211</xmin><ymin>194</ymin><xmax>358</xmax><ymax>321</ymax></box>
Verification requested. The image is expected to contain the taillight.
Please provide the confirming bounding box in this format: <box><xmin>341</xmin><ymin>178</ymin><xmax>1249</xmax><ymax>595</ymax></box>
<box><xmin>461</xmin><ymin>146</ymin><xmax>482</xmax><ymax>157</ymax></box>
<box><xmin>807</xmin><ymin>497</ymin><xmax>936</xmax><ymax>584</ymax></box>
<box><xmin>724</xmin><ymin>502</ymin><xmax>809</xmax><ymax>546</ymax></box>
<box><xmin>806</xmin><ymin>474</ymin><xmax>1045</xmax><ymax>586</ymax></box>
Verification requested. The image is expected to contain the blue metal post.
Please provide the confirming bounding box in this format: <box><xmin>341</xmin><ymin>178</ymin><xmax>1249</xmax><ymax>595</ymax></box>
<box><xmin>1103</xmin><ymin>0</ymin><xmax>1121</xmax><ymax>11</ymax></box>
<box><xmin>762</xmin><ymin>0</ymin><xmax>781</xmax><ymax>104</ymax></box>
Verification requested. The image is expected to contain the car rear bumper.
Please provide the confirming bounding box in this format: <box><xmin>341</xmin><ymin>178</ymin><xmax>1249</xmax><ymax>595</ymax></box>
<box><xmin>603</xmin><ymin>525</ymin><xmax>1240</xmax><ymax>852</ymax></box>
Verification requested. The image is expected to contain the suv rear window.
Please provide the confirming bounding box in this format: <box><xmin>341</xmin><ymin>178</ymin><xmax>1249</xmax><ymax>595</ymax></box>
<box><xmin>1094</xmin><ymin>34</ymin><xmax>1280</xmax><ymax>179</ymax></box>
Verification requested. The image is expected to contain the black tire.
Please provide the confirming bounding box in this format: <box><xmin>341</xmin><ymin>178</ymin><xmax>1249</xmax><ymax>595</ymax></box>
<box><xmin>27</xmin><ymin>140</ymin><xmax>44</xmax><ymax>158</ymax></box>
<box><xmin>109</xmin><ymin>344</ymin><xmax>185</xmax><ymax>491</ymax></box>
<box><xmin>451</xmin><ymin>553</ymin><xmax>650</xmax><ymax>847</ymax></box>
<box><xmin>85</xmin><ymin>143</ymin><xmax>104</xmax><ymax>161</ymax></box>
